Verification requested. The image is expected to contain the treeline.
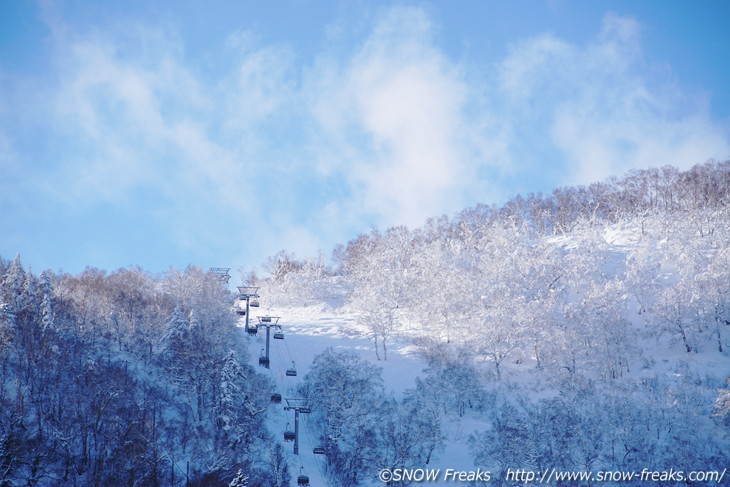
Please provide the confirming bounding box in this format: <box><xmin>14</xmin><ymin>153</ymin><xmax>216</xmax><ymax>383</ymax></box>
<box><xmin>0</xmin><ymin>260</ymin><xmax>280</xmax><ymax>487</ymax></box>
<box><xmin>259</xmin><ymin>160</ymin><xmax>730</xmax><ymax>296</ymax></box>
<box><xmin>488</xmin><ymin>159</ymin><xmax>730</xmax><ymax>235</ymax></box>
<box><xmin>257</xmin><ymin>160</ymin><xmax>730</xmax><ymax>365</ymax></box>
<box><xmin>253</xmin><ymin>161</ymin><xmax>730</xmax><ymax>483</ymax></box>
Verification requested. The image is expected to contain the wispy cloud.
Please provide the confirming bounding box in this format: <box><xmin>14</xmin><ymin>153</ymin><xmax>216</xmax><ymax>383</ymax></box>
<box><xmin>307</xmin><ymin>6</ymin><xmax>504</xmax><ymax>228</ymax></box>
<box><xmin>498</xmin><ymin>13</ymin><xmax>730</xmax><ymax>185</ymax></box>
<box><xmin>1</xmin><ymin>4</ymin><xmax>728</xmax><ymax>273</ymax></box>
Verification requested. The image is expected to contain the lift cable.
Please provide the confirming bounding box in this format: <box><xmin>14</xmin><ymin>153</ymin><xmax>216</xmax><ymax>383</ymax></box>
<box><xmin>302</xmin><ymin>412</ymin><xmax>330</xmax><ymax>485</ymax></box>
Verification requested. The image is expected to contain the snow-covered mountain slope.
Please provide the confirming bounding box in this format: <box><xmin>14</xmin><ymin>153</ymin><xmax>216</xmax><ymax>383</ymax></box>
<box><xmin>243</xmin><ymin>218</ymin><xmax>730</xmax><ymax>486</ymax></box>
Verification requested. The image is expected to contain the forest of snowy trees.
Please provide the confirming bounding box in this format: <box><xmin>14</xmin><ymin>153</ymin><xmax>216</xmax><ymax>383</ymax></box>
<box><xmin>2</xmin><ymin>160</ymin><xmax>730</xmax><ymax>486</ymax></box>
<box><xmin>0</xmin><ymin>264</ymin><xmax>279</xmax><ymax>486</ymax></box>
<box><xmin>255</xmin><ymin>161</ymin><xmax>730</xmax><ymax>485</ymax></box>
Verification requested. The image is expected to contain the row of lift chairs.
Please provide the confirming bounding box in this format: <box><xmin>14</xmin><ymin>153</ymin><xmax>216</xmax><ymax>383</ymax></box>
<box><xmin>236</xmin><ymin>287</ymin><xmax>322</xmax><ymax>486</ymax></box>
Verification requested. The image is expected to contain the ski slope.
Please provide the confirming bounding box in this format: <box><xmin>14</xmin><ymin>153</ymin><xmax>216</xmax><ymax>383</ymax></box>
<box><xmin>238</xmin><ymin>304</ymin><xmax>485</xmax><ymax>487</ymax></box>
<box><xmin>237</xmin><ymin>221</ymin><xmax>730</xmax><ymax>487</ymax></box>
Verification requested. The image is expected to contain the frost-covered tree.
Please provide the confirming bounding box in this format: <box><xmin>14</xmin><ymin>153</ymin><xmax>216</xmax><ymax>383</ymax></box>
<box><xmin>161</xmin><ymin>305</ymin><xmax>188</xmax><ymax>351</ymax></box>
<box><xmin>302</xmin><ymin>348</ymin><xmax>385</xmax><ymax>486</ymax></box>
<box><xmin>471</xmin><ymin>402</ymin><xmax>536</xmax><ymax>477</ymax></box>
<box><xmin>399</xmin><ymin>384</ymin><xmax>444</xmax><ymax>464</ymax></box>
<box><xmin>0</xmin><ymin>260</ymin><xmax>278</xmax><ymax>486</ymax></box>
<box><xmin>229</xmin><ymin>469</ymin><xmax>249</xmax><ymax>487</ymax></box>
<box><xmin>1</xmin><ymin>254</ymin><xmax>26</xmax><ymax>309</ymax></box>
<box><xmin>715</xmin><ymin>377</ymin><xmax>730</xmax><ymax>429</ymax></box>
<box><xmin>39</xmin><ymin>271</ymin><xmax>54</xmax><ymax>331</ymax></box>
<box><xmin>694</xmin><ymin>247</ymin><xmax>730</xmax><ymax>353</ymax></box>
<box><xmin>266</xmin><ymin>442</ymin><xmax>291</xmax><ymax>487</ymax></box>
<box><xmin>0</xmin><ymin>302</ymin><xmax>15</xmax><ymax>351</ymax></box>
<box><xmin>345</xmin><ymin>227</ymin><xmax>419</xmax><ymax>360</ymax></box>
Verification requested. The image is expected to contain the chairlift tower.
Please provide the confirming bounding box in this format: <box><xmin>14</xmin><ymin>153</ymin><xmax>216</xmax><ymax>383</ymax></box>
<box><xmin>209</xmin><ymin>268</ymin><xmax>231</xmax><ymax>284</ymax></box>
<box><xmin>236</xmin><ymin>286</ymin><xmax>260</xmax><ymax>334</ymax></box>
<box><xmin>256</xmin><ymin>316</ymin><xmax>282</xmax><ymax>369</ymax></box>
<box><xmin>284</xmin><ymin>398</ymin><xmax>311</xmax><ymax>455</ymax></box>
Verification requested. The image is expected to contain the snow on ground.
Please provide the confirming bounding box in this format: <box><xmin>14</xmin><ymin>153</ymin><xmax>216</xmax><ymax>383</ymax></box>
<box><xmin>234</xmin><ymin>224</ymin><xmax>730</xmax><ymax>486</ymax></box>
<box><xmin>237</xmin><ymin>305</ymin><xmax>485</xmax><ymax>486</ymax></box>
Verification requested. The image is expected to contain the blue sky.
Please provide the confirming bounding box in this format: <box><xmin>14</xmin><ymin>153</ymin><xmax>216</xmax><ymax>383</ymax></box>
<box><xmin>1</xmin><ymin>1</ymin><xmax>729</xmax><ymax>280</ymax></box>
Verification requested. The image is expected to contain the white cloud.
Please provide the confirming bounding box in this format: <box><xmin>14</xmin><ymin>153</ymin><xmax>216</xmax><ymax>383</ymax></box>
<box><xmin>37</xmin><ymin>23</ymin><xmax>287</xmax><ymax>259</ymax></box>
<box><xmin>498</xmin><ymin>13</ymin><xmax>730</xmax><ymax>185</ymax></box>
<box><xmin>308</xmin><ymin>6</ymin><xmax>502</xmax><ymax>228</ymax></box>
<box><xmin>4</xmin><ymin>4</ymin><xmax>729</xmax><ymax>274</ymax></box>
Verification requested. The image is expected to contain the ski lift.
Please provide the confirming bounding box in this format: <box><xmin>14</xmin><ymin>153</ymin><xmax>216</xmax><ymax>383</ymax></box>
<box><xmin>246</xmin><ymin>324</ymin><xmax>258</xmax><ymax>335</ymax></box>
<box><xmin>258</xmin><ymin>349</ymin><xmax>270</xmax><ymax>368</ymax></box>
<box><xmin>313</xmin><ymin>447</ymin><xmax>325</xmax><ymax>455</ymax></box>
<box><xmin>286</xmin><ymin>361</ymin><xmax>297</xmax><ymax>377</ymax></box>
<box><xmin>284</xmin><ymin>424</ymin><xmax>295</xmax><ymax>442</ymax></box>
<box><xmin>297</xmin><ymin>468</ymin><xmax>310</xmax><ymax>486</ymax></box>
<box><xmin>236</xmin><ymin>309</ymin><xmax>246</xmax><ymax>316</ymax></box>
<box><xmin>250</xmin><ymin>298</ymin><xmax>260</xmax><ymax>307</ymax></box>
<box><xmin>273</xmin><ymin>331</ymin><xmax>284</xmax><ymax>340</ymax></box>
<box><xmin>260</xmin><ymin>316</ymin><xmax>272</xmax><ymax>323</ymax></box>
<box><xmin>298</xmin><ymin>407</ymin><xmax>311</xmax><ymax>414</ymax></box>
<box><xmin>271</xmin><ymin>393</ymin><xmax>282</xmax><ymax>404</ymax></box>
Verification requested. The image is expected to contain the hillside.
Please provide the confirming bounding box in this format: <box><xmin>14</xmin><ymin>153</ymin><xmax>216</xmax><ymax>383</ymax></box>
<box><xmin>1</xmin><ymin>161</ymin><xmax>729</xmax><ymax>486</ymax></box>
<box><xmin>250</xmin><ymin>213</ymin><xmax>730</xmax><ymax>486</ymax></box>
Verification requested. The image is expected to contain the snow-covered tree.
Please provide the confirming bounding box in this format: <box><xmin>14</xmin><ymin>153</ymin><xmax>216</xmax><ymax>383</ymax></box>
<box><xmin>1</xmin><ymin>254</ymin><xmax>26</xmax><ymax>309</ymax></box>
<box><xmin>0</xmin><ymin>302</ymin><xmax>15</xmax><ymax>351</ymax></box>
<box><xmin>229</xmin><ymin>469</ymin><xmax>249</xmax><ymax>487</ymax></box>
<box><xmin>219</xmin><ymin>350</ymin><xmax>244</xmax><ymax>436</ymax></box>
<box><xmin>715</xmin><ymin>377</ymin><xmax>730</xmax><ymax>429</ymax></box>
<box><xmin>39</xmin><ymin>271</ymin><xmax>54</xmax><ymax>331</ymax></box>
<box><xmin>302</xmin><ymin>348</ymin><xmax>386</xmax><ymax>486</ymax></box>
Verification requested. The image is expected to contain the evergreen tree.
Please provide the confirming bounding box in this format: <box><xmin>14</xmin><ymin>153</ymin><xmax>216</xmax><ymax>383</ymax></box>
<box><xmin>219</xmin><ymin>350</ymin><xmax>243</xmax><ymax>435</ymax></box>
<box><xmin>2</xmin><ymin>254</ymin><xmax>25</xmax><ymax>309</ymax></box>
<box><xmin>229</xmin><ymin>469</ymin><xmax>249</xmax><ymax>487</ymax></box>
<box><xmin>161</xmin><ymin>305</ymin><xmax>189</xmax><ymax>350</ymax></box>
<box><xmin>40</xmin><ymin>271</ymin><xmax>53</xmax><ymax>331</ymax></box>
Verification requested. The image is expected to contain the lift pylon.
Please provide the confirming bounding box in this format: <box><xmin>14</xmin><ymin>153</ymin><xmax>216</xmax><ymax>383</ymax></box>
<box><xmin>209</xmin><ymin>268</ymin><xmax>231</xmax><ymax>284</ymax></box>
<box><xmin>283</xmin><ymin>398</ymin><xmax>310</xmax><ymax>455</ymax></box>
<box><xmin>236</xmin><ymin>286</ymin><xmax>260</xmax><ymax>334</ymax></box>
<box><xmin>256</xmin><ymin>316</ymin><xmax>281</xmax><ymax>369</ymax></box>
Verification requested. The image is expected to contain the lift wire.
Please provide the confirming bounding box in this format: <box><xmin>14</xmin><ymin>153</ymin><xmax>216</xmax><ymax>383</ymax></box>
<box><xmin>262</xmin><ymin>322</ymin><xmax>307</xmax><ymax>476</ymax></box>
<box><xmin>278</xmin><ymin>323</ymin><xmax>323</xmax><ymax>485</ymax></box>
<box><xmin>251</xmin><ymin>312</ymin><xmax>328</xmax><ymax>487</ymax></box>
<box><xmin>272</xmin><ymin>337</ymin><xmax>289</xmax><ymax>385</ymax></box>
<box><xmin>239</xmin><ymin>304</ymin><xmax>306</xmax><ymax>480</ymax></box>
<box><xmin>245</xmin><ymin>314</ymin><xmax>309</xmax><ymax>481</ymax></box>
<box><xmin>284</xmin><ymin>325</ymin><xmax>332</xmax><ymax>487</ymax></box>
<box><xmin>281</xmin><ymin>332</ymin><xmax>299</xmax><ymax>375</ymax></box>
<box><xmin>302</xmin><ymin>412</ymin><xmax>329</xmax><ymax>485</ymax></box>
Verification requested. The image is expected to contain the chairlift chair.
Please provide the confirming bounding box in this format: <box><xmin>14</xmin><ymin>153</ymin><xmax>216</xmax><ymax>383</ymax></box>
<box><xmin>250</xmin><ymin>298</ymin><xmax>260</xmax><ymax>307</ymax></box>
<box><xmin>260</xmin><ymin>316</ymin><xmax>272</xmax><ymax>323</ymax></box>
<box><xmin>271</xmin><ymin>393</ymin><xmax>282</xmax><ymax>404</ymax></box>
<box><xmin>273</xmin><ymin>331</ymin><xmax>284</xmax><ymax>340</ymax></box>
<box><xmin>298</xmin><ymin>407</ymin><xmax>311</xmax><ymax>414</ymax></box>
<box><xmin>258</xmin><ymin>350</ymin><xmax>269</xmax><ymax>367</ymax></box>
<box><xmin>236</xmin><ymin>309</ymin><xmax>246</xmax><ymax>316</ymax></box>
<box><xmin>313</xmin><ymin>447</ymin><xmax>325</xmax><ymax>455</ymax></box>
<box><xmin>246</xmin><ymin>324</ymin><xmax>258</xmax><ymax>335</ymax></box>
<box><xmin>286</xmin><ymin>361</ymin><xmax>297</xmax><ymax>377</ymax></box>
<box><xmin>284</xmin><ymin>424</ymin><xmax>295</xmax><ymax>442</ymax></box>
<box><xmin>297</xmin><ymin>468</ymin><xmax>310</xmax><ymax>486</ymax></box>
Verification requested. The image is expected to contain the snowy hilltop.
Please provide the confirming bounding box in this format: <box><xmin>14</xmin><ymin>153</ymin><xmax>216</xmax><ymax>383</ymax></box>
<box><xmin>2</xmin><ymin>161</ymin><xmax>729</xmax><ymax>486</ymax></box>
